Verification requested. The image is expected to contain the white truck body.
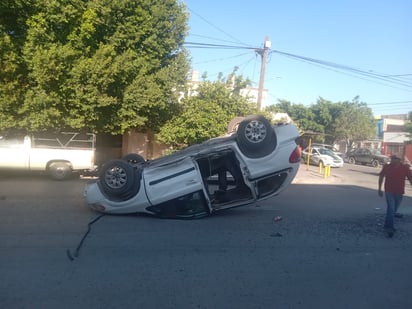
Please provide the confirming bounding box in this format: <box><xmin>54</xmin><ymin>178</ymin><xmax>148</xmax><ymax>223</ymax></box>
<box><xmin>0</xmin><ymin>132</ymin><xmax>96</xmax><ymax>179</ymax></box>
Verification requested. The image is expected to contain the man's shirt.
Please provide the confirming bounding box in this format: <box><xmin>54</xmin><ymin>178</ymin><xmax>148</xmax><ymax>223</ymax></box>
<box><xmin>380</xmin><ymin>163</ymin><xmax>412</xmax><ymax>195</ymax></box>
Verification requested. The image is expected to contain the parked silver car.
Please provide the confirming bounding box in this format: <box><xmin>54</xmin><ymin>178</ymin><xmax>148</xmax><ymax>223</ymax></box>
<box><xmin>84</xmin><ymin>115</ymin><xmax>301</xmax><ymax>219</ymax></box>
<box><xmin>302</xmin><ymin>146</ymin><xmax>344</xmax><ymax>168</ymax></box>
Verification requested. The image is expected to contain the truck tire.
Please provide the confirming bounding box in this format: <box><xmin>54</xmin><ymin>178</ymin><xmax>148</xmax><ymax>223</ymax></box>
<box><xmin>372</xmin><ymin>160</ymin><xmax>379</xmax><ymax>167</ymax></box>
<box><xmin>49</xmin><ymin>162</ymin><xmax>72</xmax><ymax>180</ymax></box>
<box><xmin>348</xmin><ymin>157</ymin><xmax>356</xmax><ymax>164</ymax></box>
<box><xmin>99</xmin><ymin>159</ymin><xmax>140</xmax><ymax>199</ymax></box>
<box><xmin>236</xmin><ymin>115</ymin><xmax>276</xmax><ymax>158</ymax></box>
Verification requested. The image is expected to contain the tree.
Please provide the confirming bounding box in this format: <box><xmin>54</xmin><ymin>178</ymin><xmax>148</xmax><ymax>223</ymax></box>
<box><xmin>0</xmin><ymin>0</ymin><xmax>189</xmax><ymax>134</ymax></box>
<box><xmin>333</xmin><ymin>100</ymin><xmax>376</xmax><ymax>149</ymax></box>
<box><xmin>158</xmin><ymin>73</ymin><xmax>257</xmax><ymax>148</ymax></box>
<box><xmin>310</xmin><ymin>97</ymin><xmax>344</xmax><ymax>144</ymax></box>
<box><xmin>269</xmin><ymin>97</ymin><xmax>376</xmax><ymax>149</ymax></box>
<box><xmin>268</xmin><ymin>99</ymin><xmax>323</xmax><ymax>134</ymax></box>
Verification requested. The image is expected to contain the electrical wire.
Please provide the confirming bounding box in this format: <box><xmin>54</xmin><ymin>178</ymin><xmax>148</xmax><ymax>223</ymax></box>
<box><xmin>185</xmin><ymin>5</ymin><xmax>411</xmax><ymax>104</ymax></box>
<box><xmin>271</xmin><ymin>50</ymin><xmax>412</xmax><ymax>90</ymax></box>
<box><xmin>186</xmin><ymin>7</ymin><xmax>251</xmax><ymax>47</ymax></box>
<box><xmin>185</xmin><ymin>41</ymin><xmax>412</xmax><ymax>91</ymax></box>
<box><xmin>190</xmin><ymin>33</ymin><xmax>252</xmax><ymax>46</ymax></box>
<box><xmin>184</xmin><ymin>42</ymin><xmax>256</xmax><ymax>50</ymax></box>
<box><xmin>191</xmin><ymin>51</ymin><xmax>254</xmax><ymax>65</ymax></box>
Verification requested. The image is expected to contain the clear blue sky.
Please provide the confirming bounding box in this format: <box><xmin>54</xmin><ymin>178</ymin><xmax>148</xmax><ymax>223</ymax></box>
<box><xmin>182</xmin><ymin>0</ymin><xmax>412</xmax><ymax>116</ymax></box>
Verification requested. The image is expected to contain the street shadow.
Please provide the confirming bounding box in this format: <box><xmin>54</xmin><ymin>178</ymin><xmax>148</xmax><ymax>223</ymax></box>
<box><xmin>274</xmin><ymin>183</ymin><xmax>412</xmax><ymax>240</ymax></box>
<box><xmin>346</xmin><ymin>168</ymin><xmax>380</xmax><ymax>176</ymax></box>
<box><xmin>0</xmin><ymin>170</ymin><xmax>92</xmax><ymax>182</ymax></box>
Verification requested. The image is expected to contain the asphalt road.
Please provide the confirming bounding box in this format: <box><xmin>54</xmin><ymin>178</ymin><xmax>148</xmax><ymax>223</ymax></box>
<box><xmin>1</xmin><ymin>164</ymin><xmax>412</xmax><ymax>309</ymax></box>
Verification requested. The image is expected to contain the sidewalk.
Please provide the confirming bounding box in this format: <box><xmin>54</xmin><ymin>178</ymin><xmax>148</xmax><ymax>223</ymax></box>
<box><xmin>292</xmin><ymin>164</ymin><xmax>343</xmax><ymax>184</ymax></box>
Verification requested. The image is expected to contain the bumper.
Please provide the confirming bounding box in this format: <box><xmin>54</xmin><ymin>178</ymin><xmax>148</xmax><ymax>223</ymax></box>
<box><xmin>84</xmin><ymin>180</ymin><xmax>151</xmax><ymax>214</ymax></box>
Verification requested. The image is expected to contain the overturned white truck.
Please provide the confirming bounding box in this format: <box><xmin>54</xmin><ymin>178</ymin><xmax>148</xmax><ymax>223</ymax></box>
<box><xmin>0</xmin><ymin>132</ymin><xmax>96</xmax><ymax>180</ymax></box>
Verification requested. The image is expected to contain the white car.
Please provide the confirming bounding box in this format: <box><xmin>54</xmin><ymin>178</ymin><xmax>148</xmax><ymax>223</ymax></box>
<box><xmin>302</xmin><ymin>146</ymin><xmax>344</xmax><ymax>168</ymax></box>
<box><xmin>84</xmin><ymin>115</ymin><xmax>301</xmax><ymax>218</ymax></box>
<box><xmin>310</xmin><ymin>143</ymin><xmax>343</xmax><ymax>157</ymax></box>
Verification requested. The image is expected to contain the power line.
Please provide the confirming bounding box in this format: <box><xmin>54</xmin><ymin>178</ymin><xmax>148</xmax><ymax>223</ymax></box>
<box><xmin>189</xmin><ymin>33</ymin><xmax>251</xmax><ymax>46</ymax></box>
<box><xmin>186</xmin><ymin>7</ymin><xmax>250</xmax><ymax>47</ymax></box>
<box><xmin>368</xmin><ymin>101</ymin><xmax>412</xmax><ymax>106</ymax></box>
<box><xmin>191</xmin><ymin>51</ymin><xmax>254</xmax><ymax>65</ymax></box>
<box><xmin>383</xmin><ymin>74</ymin><xmax>412</xmax><ymax>77</ymax></box>
<box><xmin>271</xmin><ymin>50</ymin><xmax>412</xmax><ymax>90</ymax></box>
<box><xmin>185</xmin><ymin>3</ymin><xmax>412</xmax><ymax>99</ymax></box>
<box><xmin>185</xmin><ymin>41</ymin><xmax>412</xmax><ymax>91</ymax></box>
<box><xmin>184</xmin><ymin>41</ymin><xmax>256</xmax><ymax>50</ymax></box>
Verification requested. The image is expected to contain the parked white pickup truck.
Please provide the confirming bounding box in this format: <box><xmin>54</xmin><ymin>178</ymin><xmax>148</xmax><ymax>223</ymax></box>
<box><xmin>0</xmin><ymin>132</ymin><xmax>96</xmax><ymax>180</ymax></box>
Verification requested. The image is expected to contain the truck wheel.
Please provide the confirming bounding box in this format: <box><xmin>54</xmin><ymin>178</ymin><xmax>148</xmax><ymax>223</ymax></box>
<box><xmin>372</xmin><ymin>160</ymin><xmax>379</xmax><ymax>167</ymax></box>
<box><xmin>122</xmin><ymin>153</ymin><xmax>145</xmax><ymax>166</ymax></box>
<box><xmin>348</xmin><ymin>157</ymin><xmax>356</xmax><ymax>164</ymax></box>
<box><xmin>49</xmin><ymin>162</ymin><xmax>72</xmax><ymax>180</ymax></box>
<box><xmin>236</xmin><ymin>115</ymin><xmax>276</xmax><ymax>158</ymax></box>
<box><xmin>99</xmin><ymin>159</ymin><xmax>139</xmax><ymax>198</ymax></box>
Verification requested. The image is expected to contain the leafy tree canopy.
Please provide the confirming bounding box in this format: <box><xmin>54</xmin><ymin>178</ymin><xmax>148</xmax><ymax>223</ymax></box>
<box><xmin>266</xmin><ymin>99</ymin><xmax>323</xmax><ymax>134</ymax></box>
<box><xmin>270</xmin><ymin>96</ymin><xmax>376</xmax><ymax>147</ymax></box>
<box><xmin>0</xmin><ymin>0</ymin><xmax>189</xmax><ymax>134</ymax></box>
<box><xmin>158</xmin><ymin>71</ymin><xmax>257</xmax><ymax>148</ymax></box>
<box><xmin>333</xmin><ymin>99</ymin><xmax>375</xmax><ymax>148</ymax></box>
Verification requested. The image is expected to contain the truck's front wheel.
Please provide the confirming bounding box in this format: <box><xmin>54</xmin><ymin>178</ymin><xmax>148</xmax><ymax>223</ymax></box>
<box><xmin>99</xmin><ymin>159</ymin><xmax>140</xmax><ymax>200</ymax></box>
<box><xmin>49</xmin><ymin>162</ymin><xmax>71</xmax><ymax>180</ymax></box>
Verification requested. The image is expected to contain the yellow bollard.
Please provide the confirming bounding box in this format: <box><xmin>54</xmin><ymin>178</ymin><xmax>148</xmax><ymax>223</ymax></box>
<box><xmin>319</xmin><ymin>161</ymin><xmax>323</xmax><ymax>174</ymax></box>
<box><xmin>324</xmin><ymin>165</ymin><xmax>331</xmax><ymax>178</ymax></box>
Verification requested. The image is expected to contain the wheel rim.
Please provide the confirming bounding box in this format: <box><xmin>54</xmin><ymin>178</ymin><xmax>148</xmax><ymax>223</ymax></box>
<box><xmin>55</xmin><ymin>167</ymin><xmax>65</xmax><ymax>176</ymax></box>
<box><xmin>244</xmin><ymin>120</ymin><xmax>267</xmax><ymax>143</ymax></box>
<box><xmin>104</xmin><ymin>166</ymin><xmax>127</xmax><ymax>189</ymax></box>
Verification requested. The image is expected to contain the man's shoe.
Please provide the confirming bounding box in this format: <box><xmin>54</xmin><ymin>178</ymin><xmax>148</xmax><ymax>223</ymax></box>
<box><xmin>395</xmin><ymin>213</ymin><xmax>404</xmax><ymax>218</ymax></box>
<box><xmin>384</xmin><ymin>227</ymin><xmax>395</xmax><ymax>238</ymax></box>
<box><xmin>386</xmin><ymin>229</ymin><xmax>395</xmax><ymax>238</ymax></box>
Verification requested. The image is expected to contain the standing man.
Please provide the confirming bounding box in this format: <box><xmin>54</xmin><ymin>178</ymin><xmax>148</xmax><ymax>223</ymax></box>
<box><xmin>378</xmin><ymin>154</ymin><xmax>412</xmax><ymax>237</ymax></box>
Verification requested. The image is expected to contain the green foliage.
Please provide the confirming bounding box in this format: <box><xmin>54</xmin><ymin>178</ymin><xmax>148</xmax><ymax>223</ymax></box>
<box><xmin>271</xmin><ymin>97</ymin><xmax>376</xmax><ymax>146</ymax></box>
<box><xmin>267</xmin><ymin>99</ymin><xmax>323</xmax><ymax>134</ymax></box>
<box><xmin>158</xmin><ymin>74</ymin><xmax>257</xmax><ymax>148</ymax></box>
<box><xmin>333</xmin><ymin>100</ymin><xmax>375</xmax><ymax>147</ymax></box>
<box><xmin>0</xmin><ymin>0</ymin><xmax>189</xmax><ymax>134</ymax></box>
<box><xmin>158</xmin><ymin>98</ymin><xmax>229</xmax><ymax>148</ymax></box>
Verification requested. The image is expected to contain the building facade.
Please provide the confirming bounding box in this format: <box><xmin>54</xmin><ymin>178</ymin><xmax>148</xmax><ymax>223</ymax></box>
<box><xmin>377</xmin><ymin>114</ymin><xmax>411</xmax><ymax>164</ymax></box>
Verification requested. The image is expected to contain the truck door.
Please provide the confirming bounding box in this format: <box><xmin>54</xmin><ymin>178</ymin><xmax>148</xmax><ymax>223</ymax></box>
<box><xmin>0</xmin><ymin>135</ymin><xmax>30</xmax><ymax>170</ymax></box>
<box><xmin>143</xmin><ymin>157</ymin><xmax>204</xmax><ymax>206</ymax></box>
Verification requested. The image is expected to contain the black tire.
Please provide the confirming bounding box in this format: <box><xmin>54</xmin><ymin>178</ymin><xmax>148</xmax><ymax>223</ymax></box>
<box><xmin>122</xmin><ymin>153</ymin><xmax>145</xmax><ymax>165</ymax></box>
<box><xmin>227</xmin><ymin>116</ymin><xmax>245</xmax><ymax>133</ymax></box>
<box><xmin>236</xmin><ymin>115</ymin><xmax>276</xmax><ymax>158</ymax></box>
<box><xmin>99</xmin><ymin>159</ymin><xmax>139</xmax><ymax>198</ymax></box>
<box><xmin>372</xmin><ymin>160</ymin><xmax>379</xmax><ymax>167</ymax></box>
<box><xmin>49</xmin><ymin>162</ymin><xmax>72</xmax><ymax>180</ymax></box>
<box><xmin>348</xmin><ymin>157</ymin><xmax>356</xmax><ymax>164</ymax></box>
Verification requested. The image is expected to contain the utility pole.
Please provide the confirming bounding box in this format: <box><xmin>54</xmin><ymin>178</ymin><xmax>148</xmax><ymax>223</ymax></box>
<box><xmin>256</xmin><ymin>36</ymin><xmax>271</xmax><ymax>111</ymax></box>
